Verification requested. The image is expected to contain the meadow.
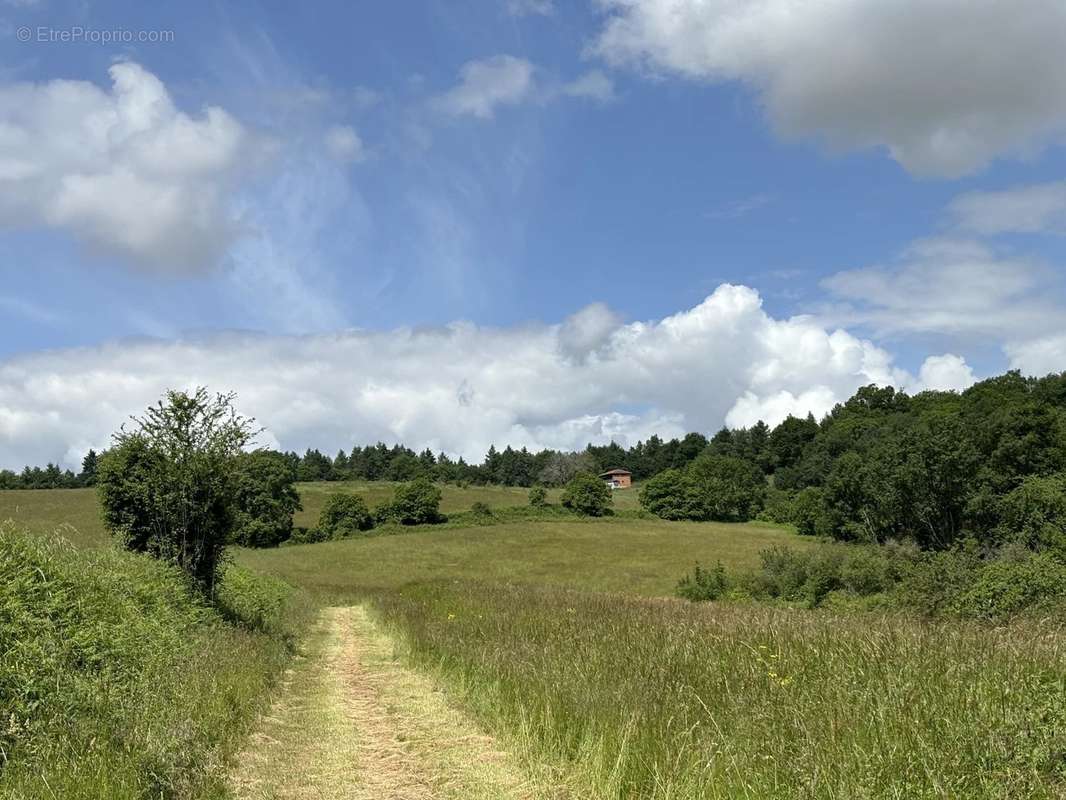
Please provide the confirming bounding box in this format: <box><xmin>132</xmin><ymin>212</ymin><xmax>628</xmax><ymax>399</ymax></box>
<box><xmin>4</xmin><ymin>483</ymin><xmax>1066</xmax><ymax>799</ymax></box>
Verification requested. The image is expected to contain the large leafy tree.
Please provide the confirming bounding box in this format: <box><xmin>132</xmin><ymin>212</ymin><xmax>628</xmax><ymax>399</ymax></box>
<box><xmin>231</xmin><ymin>449</ymin><xmax>302</xmax><ymax>547</ymax></box>
<box><xmin>97</xmin><ymin>388</ymin><xmax>258</xmax><ymax>594</ymax></box>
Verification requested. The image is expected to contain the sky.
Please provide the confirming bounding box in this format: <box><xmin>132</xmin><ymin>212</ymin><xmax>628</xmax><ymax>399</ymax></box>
<box><xmin>2</xmin><ymin>0</ymin><xmax>1066</xmax><ymax>469</ymax></box>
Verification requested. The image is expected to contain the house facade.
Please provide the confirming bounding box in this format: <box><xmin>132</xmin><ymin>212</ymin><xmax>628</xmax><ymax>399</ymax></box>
<box><xmin>600</xmin><ymin>468</ymin><xmax>632</xmax><ymax>489</ymax></box>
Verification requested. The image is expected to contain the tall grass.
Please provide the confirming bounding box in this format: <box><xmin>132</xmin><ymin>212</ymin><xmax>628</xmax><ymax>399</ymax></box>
<box><xmin>372</xmin><ymin>581</ymin><xmax>1066</xmax><ymax>799</ymax></box>
<box><xmin>0</xmin><ymin>523</ymin><xmax>310</xmax><ymax>799</ymax></box>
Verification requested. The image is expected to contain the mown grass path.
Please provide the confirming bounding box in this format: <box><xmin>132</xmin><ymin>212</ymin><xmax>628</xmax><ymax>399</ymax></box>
<box><xmin>230</xmin><ymin>605</ymin><xmax>537</xmax><ymax>800</ymax></box>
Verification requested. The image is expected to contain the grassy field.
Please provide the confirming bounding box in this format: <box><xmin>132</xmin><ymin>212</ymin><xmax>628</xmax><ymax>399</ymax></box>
<box><xmin>293</xmin><ymin>480</ymin><xmax>642</xmax><ymax>528</ymax></box>
<box><xmin>236</xmin><ymin>517</ymin><xmax>803</xmax><ymax>601</ymax></box>
<box><xmin>0</xmin><ymin>481</ymin><xmax>643</xmax><ymax>549</ymax></box>
<box><xmin>7</xmin><ymin>484</ymin><xmax>1066</xmax><ymax>798</ymax></box>
<box><xmin>372</xmin><ymin>582</ymin><xmax>1066</xmax><ymax>799</ymax></box>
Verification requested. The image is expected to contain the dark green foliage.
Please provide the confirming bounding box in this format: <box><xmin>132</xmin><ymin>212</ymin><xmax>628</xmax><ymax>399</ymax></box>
<box><xmin>287</xmin><ymin>526</ymin><xmax>331</xmax><ymax>545</ymax></box>
<box><xmin>994</xmin><ymin>473</ymin><xmax>1066</xmax><ymax>554</ymax></box>
<box><xmin>97</xmin><ymin>388</ymin><xmax>257</xmax><ymax>594</ymax></box>
<box><xmin>78</xmin><ymin>449</ymin><xmax>99</xmax><ymax>486</ymax></box>
<box><xmin>528</xmin><ymin>485</ymin><xmax>548</xmax><ymax>507</ymax></box>
<box><xmin>790</xmin><ymin>486</ymin><xmax>826</xmax><ymax>536</ymax></box>
<box><xmin>317</xmin><ymin>493</ymin><xmax>375</xmax><ymax>537</ymax></box>
<box><xmin>382</xmin><ymin>478</ymin><xmax>444</xmax><ymax>525</ymax></box>
<box><xmin>560</xmin><ymin>472</ymin><xmax>613</xmax><ymax>516</ymax></box>
<box><xmin>640</xmin><ymin>454</ymin><xmax>765</xmax><ymax>522</ymax></box>
<box><xmin>231</xmin><ymin>449</ymin><xmax>302</xmax><ymax>547</ymax></box>
<box><xmin>676</xmin><ymin>562</ymin><xmax>730</xmax><ymax>601</ymax></box>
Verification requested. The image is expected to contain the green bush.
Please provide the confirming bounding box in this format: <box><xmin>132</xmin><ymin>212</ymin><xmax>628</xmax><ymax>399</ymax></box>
<box><xmin>231</xmin><ymin>449</ymin><xmax>302</xmax><ymax>548</ymax></box>
<box><xmin>790</xmin><ymin>486</ymin><xmax>827</xmax><ymax>536</ymax></box>
<box><xmin>640</xmin><ymin>455</ymin><xmax>764</xmax><ymax>522</ymax></box>
<box><xmin>757</xmin><ymin>487</ymin><xmax>794</xmax><ymax>524</ymax></box>
<box><xmin>561</xmin><ymin>472</ymin><xmax>613</xmax><ymax>516</ymax></box>
<box><xmin>994</xmin><ymin>473</ymin><xmax>1066</xmax><ymax>554</ymax></box>
<box><xmin>639</xmin><ymin>469</ymin><xmax>695</xmax><ymax>520</ymax></box>
<box><xmin>676</xmin><ymin>562</ymin><xmax>730</xmax><ymax>601</ymax></box>
<box><xmin>287</xmin><ymin>526</ymin><xmax>331</xmax><ymax>544</ymax></box>
<box><xmin>953</xmin><ymin>552</ymin><xmax>1066</xmax><ymax>620</ymax></box>
<box><xmin>528</xmin><ymin>485</ymin><xmax>548</xmax><ymax>507</ymax></box>
<box><xmin>382</xmin><ymin>478</ymin><xmax>444</xmax><ymax>525</ymax></box>
<box><xmin>318</xmin><ymin>493</ymin><xmax>375</xmax><ymax>537</ymax></box>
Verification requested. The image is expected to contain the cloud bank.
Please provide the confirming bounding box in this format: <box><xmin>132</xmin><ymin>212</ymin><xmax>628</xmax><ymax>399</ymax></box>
<box><xmin>592</xmin><ymin>0</ymin><xmax>1066</xmax><ymax>176</ymax></box>
<box><xmin>0</xmin><ymin>284</ymin><xmax>969</xmax><ymax>470</ymax></box>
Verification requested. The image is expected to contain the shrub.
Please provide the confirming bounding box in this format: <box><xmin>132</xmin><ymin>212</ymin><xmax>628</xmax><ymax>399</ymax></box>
<box><xmin>952</xmin><ymin>552</ymin><xmax>1066</xmax><ymax>620</ymax></box>
<box><xmin>676</xmin><ymin>562</ymin><xmax>730</xmax><ymax>601</ymax></box>
<box><xmin>561</xmin><ymin>473</ymin><xmax>613</xmax><ymax>517</ymax></box>
<box><xmin>757</xmin><ymin>487</ymin><xmax>794</xmax><ymax>524</ymax></box>
<box><xmin>231</xmin><ymin>449</ymin><xmax>302</xmax><ymax>548</ymax></box>
<box><xmin>318</xmin><ymin>493</ymin><xmax>374</xmax><ymax>538</ymax></box>
<box><xmin>640</xmin><ymin>455</ymin><xmax>765</xmax><ymax>522</ymax></box>
<box><xmin>287</xmin><ymin>526</ymin><xmax>330</xmax><ymax>545</ymax></box>
<box><xmin>790</xmin><ymin>486</ymin><xmax>827</xmax><ymax>536</ymax></box>
<box><xmin>528</xmin><ymin>485</ymin><xmax>548</xmax><ymax>507</ymax></box>
<box><xmin>639</xmin><ymin>469</ymin><xmax>695</xmax><ymax>520</ymax></box>
<box><xmin>384</xmin><ymin>478</ymin><xmax>444</xmax><ymax>525</ymax></box>
<box><xmin>97</xmin><ymin>388</ymin><xmax>257</xmax><ymax>594</ymax></box>
<box><xmin>994</xmin><ymin>473</ymin><xmax>1066</xmax><ymax>555</ymax></box>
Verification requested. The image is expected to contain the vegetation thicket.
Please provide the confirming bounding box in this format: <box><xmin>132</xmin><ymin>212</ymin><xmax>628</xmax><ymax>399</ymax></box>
<box><xmin>560</xmin><ymin>472</ymin><xmax>613</xmax><ymax>516</ymax></box>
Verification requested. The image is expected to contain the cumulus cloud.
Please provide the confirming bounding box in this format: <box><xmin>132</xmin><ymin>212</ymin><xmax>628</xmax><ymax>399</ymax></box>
<box><xmin>433</xmin><ymin>55</ymin><xmax>536</xmax><ymax>119</ymax></box>
<box><xmin>592</xmin><ymin>0</ymin><xmax>1066</xmax><ymax>176</ymax></box>
<box><xmin>0</xmin><ymin>284</ymin><xmax>926</xmax><ymax>469</ymax></box>
<box><xmin>0</xmin><ymin>61</ymin><xmax>262</xmax><ymax>272</ymax></box>
<box><xmin>915</xmin><ymin>354</ymin><xmax>976</xmax><ymax>393</ymax></box>
<box><xmin>1006</xmin><ymin>334</ymin><xmax>1066</xmax><ymax>378</ymax></box>
<box><xmin>950</xmin><ymin>181</ymin><xmax>1066</xmax><ymax>235</ymax></box>
<box><xmin>323</xmin><ymin>125</ymin><xmax>366</xmax><ymax>163</ymax></box>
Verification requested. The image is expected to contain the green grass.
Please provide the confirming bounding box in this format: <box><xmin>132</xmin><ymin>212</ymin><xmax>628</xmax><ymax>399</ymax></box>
<box><xmin>371</xmin><ymin>581</ymin><xmax>1066</xmax><ymax>799</ymax></box>
<box><xmin>0</xmin><ymin>481</ymin><xmax>644</xmax><ymax>549</ymax></box>
<box><xmin>235</xmin><ymin>517</ymin><xmax>803</xmax><ymax>602</ymax></box>
<box><xmin>0</xmin><ymin>488</ymin><xmax>108</xmax><ymax>547</ymax></box>
<box><xmin>0</xmin><ymin>523</ymin><xmax>310</xmax><ymax>800</ymax></box>
<box><xmin>294</xmin><ymin>480</ymin><xmax>641</xmax><ymax>528</ymax></box>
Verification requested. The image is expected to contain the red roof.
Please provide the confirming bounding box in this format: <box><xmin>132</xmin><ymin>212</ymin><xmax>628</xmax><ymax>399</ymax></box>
<box><xmin>600</xmin><ymin>468</ymin><xmax>631</xmax><ymax>476</ymax></box>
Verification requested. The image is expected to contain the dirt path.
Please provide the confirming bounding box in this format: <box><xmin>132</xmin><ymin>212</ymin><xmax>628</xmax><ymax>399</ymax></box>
<box><xmin>230</xmin><ymin>605</ymin><xmax>537</xmax><ymax>800</ymax></box>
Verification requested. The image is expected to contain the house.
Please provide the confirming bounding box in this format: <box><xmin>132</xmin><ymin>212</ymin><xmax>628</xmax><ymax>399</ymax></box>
<box><xmin>600</xmin><ymin>468</ymin><xmax>632</xmax><ymax>489</ymax></box>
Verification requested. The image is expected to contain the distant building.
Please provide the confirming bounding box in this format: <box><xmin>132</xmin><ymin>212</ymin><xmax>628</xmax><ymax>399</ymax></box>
<box><xmin>600</xmin><ymin>468</ymin><xmax>632</xmax><ymax>489</ymax></box>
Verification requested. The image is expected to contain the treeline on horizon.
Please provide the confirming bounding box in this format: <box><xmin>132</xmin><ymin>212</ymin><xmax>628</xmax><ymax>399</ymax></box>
<box><xmin>7</xmin><ymin>369</ymin><xmax>1066</xmax><ymax>543</ymax></box>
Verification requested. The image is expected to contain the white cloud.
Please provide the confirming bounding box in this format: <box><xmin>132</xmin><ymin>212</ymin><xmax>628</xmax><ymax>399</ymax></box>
<box><xmin>1006</xmin><ymin>334</ymin><xmax>1066</xmax><ymax>378</ymax></box>
<box><xmin>0</xmin><ymin>62</ymin><xmax>263</xmax><ymax>272</ymax></box>
<box><xmin>0</xmin><ymin>284</ymin><xmax>923</xmax><ymax>469</ymax></box>
<box><xmin>561</xmin><ymin>70</ymin><xmax>615</xmax><ymax>102</ymax></box>
<box><xmin>950</xmin><ymin>181</ymin><xmax>1066</xmax><ymax>235</ymax></box>
<box><xmin>592</xmin><ymin>0</ymin><xmax>1066</xmax><ymax>177</ymax></box>
<box><xmin>820</xmin><ymin>237</ymin><xmax>1060</xmax><ymax>339</ymax></box>
<box><xmin>507</xmin><ymin>0</ymin><xmax>554</xmax><ymax>16</ymax></box>
<box><xmin>915</xmin><ymin>354</ymin><xmax>976</xmax><ymax>393</ymax></box>
<box><xmin>433</xmin><ymin>55</ymin><xmax>536</xmax><ymax>119</ymax></box>
<box><xmin>323</xmin><ymin>125</ymin><xmax>366</xmax><ymax>163</ymax></box>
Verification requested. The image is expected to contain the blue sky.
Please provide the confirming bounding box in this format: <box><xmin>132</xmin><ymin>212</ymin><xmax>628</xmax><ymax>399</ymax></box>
<box><xmin>2</xmin><ymin>0</ymin><xmax>1066</xmax><ymax>467</ymax></box>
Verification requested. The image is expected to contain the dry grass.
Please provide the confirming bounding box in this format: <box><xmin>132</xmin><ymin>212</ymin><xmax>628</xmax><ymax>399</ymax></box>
<box><xmin>232</xmin><ymin>604</ymin><xmax>540</xmax><ymax>800</ymax></box>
